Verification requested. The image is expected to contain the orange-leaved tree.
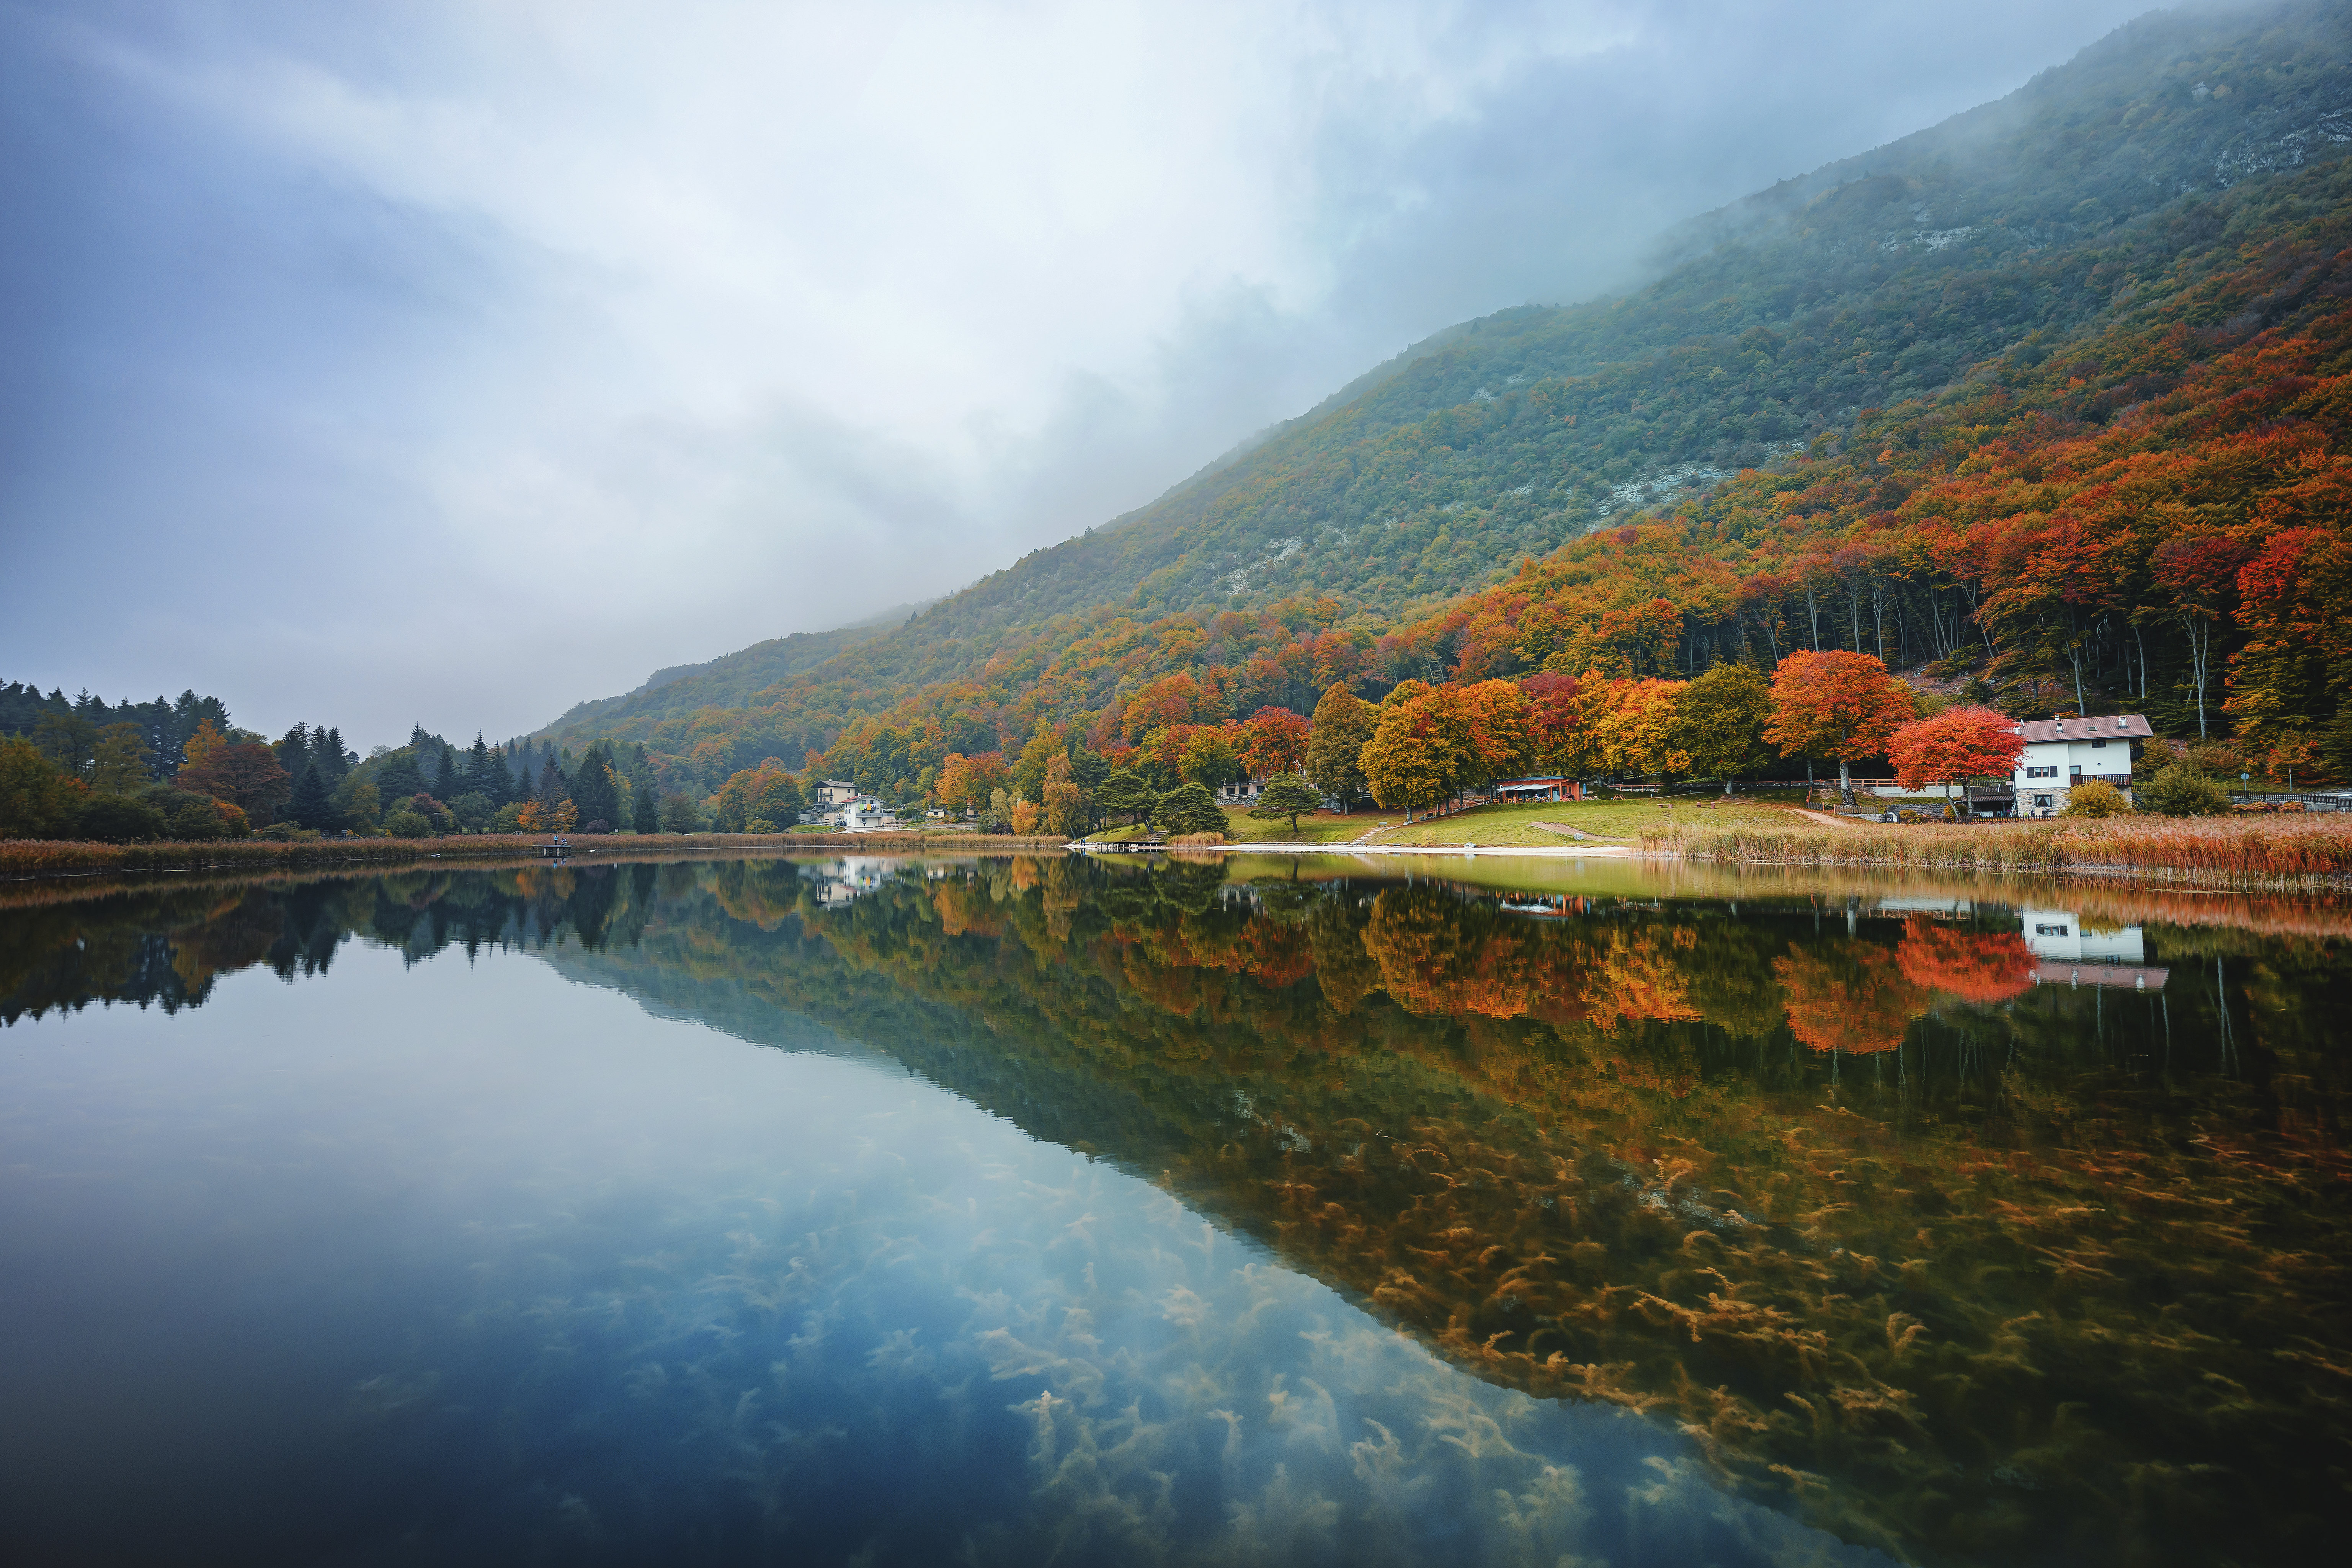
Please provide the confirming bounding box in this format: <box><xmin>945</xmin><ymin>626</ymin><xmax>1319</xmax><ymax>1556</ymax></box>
<box><xmin>1763</xmin><ymin>651</ymin><xmax>1915</xmax><ymax>802</ymax></box>
<box><xmin>1359</xmin><ymin>685</ymin><xmax>1460</xmax><ymax>820</ymax></box>
<box><xmin>1240</xmin><ymin>706</ymin><xmax>1311</xmax><ymax>779</ymax></box>
<box><xmin>1886</xmin><ymin>706</ymin><xmax>2024</xmax><ymax>818</ymax></box>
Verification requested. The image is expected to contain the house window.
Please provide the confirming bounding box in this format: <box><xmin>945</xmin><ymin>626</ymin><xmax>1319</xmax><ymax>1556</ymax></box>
<box><xmin>2033</xmin><ymin>794</ymin><xmax>2054</xmax><ymax>809</ymax></box>
<box><xmin>2036</xmin><ymin>923</ymin><xmax>2069</xmax><ymax>936</ymax></box>
<box><xmin>2091</xmin><ymin>740</ymin><xmax>2107</xmax><ymax>749</ymax></box>
<box><xmin>2025</xmin><ymin>766</ymin><xmax>2058</xmax><ymax>779</ymax></box>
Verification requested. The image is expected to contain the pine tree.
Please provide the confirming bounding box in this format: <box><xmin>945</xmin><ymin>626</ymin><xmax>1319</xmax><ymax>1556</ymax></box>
<box><xmin>1249</xmin><ymin>774</ymin><xmax>1325</xmax><ymax>835</ymax></box>
<box><xmin>435</xmin><ymin>742</ymin><xmax>459</xmax><ymax>799</ymax></box>
<box><xmin>317</xmin><ymin>728</ymin><xmax>350</xmax><ymax>783</ymax></box>
<box><xmin>1153</xmin><ymin>781</ymin><xmax>1227</xmax><ymax>838</ymax></box>
<box><xmin>288</xmin><ymin>764</ymin><xmax>336</xmax><ymax>830</ymax></box>
<box><xmin>632</xmin><ymin>782</ymin><xmax>659</xmax><ymax>835</ymax></box>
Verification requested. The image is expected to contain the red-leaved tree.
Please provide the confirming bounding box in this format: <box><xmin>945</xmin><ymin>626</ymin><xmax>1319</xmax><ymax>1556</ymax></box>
<box><xmin>1762</xmin><ymin>651</ymin><xmax>1916</xmax><ymax>802</ymax></box>
<box><xmin>1886</xmin><ymin>706</ymin><xmax>2025</xmax><ymax>818</ymax></box>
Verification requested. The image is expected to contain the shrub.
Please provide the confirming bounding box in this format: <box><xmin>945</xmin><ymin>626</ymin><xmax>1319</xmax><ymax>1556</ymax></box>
<box><xmin>2140</xmin><ymin>764</ymin><xmax>2231</xmax><ymax>817</ymax></box>
<box><xmin>0</xmin><ymin>737</ymin><xmax>81</xmax><ymax>838</ymax></box>
<box><xmin>657</xmin><ymin>792</ymin><xmax>702</xmax><ymax>834</ymax></box>
<box><xmin>73</xmin><ymin>795</ymin><xmax>168</xmax><ymax>843</ymax></box>
<box><xmin>163</xmin><ymin>793</ymin><xmax>228</xmax><ymax>840</ymax></box>
<box><xmin>2062</xmin><ymin>780</ymin><xmax>2133</xmax><ymax>818</ymax></box>
<box><xmin>490</xmin><ymin>802</ymin><xmax>526</xmax><ymax>833</ymax></box>
<box><xmin>255</xmin><ymin>822</ymin><xmax>302</xmax><ymax>842</ymax></box>
<box><xmin>581</xmin><ymin>818</ymin><xmax>612</xmax><ymax>835</ymax></box>
<box><xmin>1168</xmin><ymin>831</ymin><xmax>1226</xmax><ymax>846</ymax></box>
<box><xmin>446</xmin><ymin>792</ymin><xmax>495</xmax><ymax>833</ymax></box>
<box><xmin>382</xmin><ymin>808</ymin><xmax>432</xmax><ymax>838</ymax></box>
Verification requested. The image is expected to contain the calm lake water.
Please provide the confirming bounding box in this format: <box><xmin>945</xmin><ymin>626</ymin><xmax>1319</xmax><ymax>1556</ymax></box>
<box><xmin>2</xmin><ymin>853</ymin><xmax>2346</xmax><ymax>1567</ymax></box>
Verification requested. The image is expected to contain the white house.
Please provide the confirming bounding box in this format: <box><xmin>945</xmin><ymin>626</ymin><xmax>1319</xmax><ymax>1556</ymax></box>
<box><xmin>813</xmin><ymin>778</ymin><xmax>859</xmax><ymax>807</ymax></box>
<box><xmin>841</xmin><ymin>798</ymin><xmax>890</xmax><ymax>830</ymax></box>
<box><xmin>2011</xmin><ymin>714</ymin><xmax>2152</xmax><ymax>817</ymax></box>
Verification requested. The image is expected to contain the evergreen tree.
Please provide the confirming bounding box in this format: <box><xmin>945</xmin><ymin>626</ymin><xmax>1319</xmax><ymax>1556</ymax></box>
<box><xmin>632</xmin><ymin>782</ymin><xmax>659</xmax><ymax>835</ymax></box>
<box><xmin>537</xmin><ymin>755</ymin><xmax>567</xmax><ymax>803</ymax></box>
<box><xmin>288</xmin><ymin>764</ymin><xmax>337</xmax><ymax>831</ymax></box>
<box><xmin>435</xmin><ymin>742</ymin><xmax>459</xmax><ymax>798</ymax></box>
<box><xmin>1249</xmin><ymin>774</ymin><xmax>1325</xmax><ymax>835</ymax></box>
<box><xmin>317</xmin><ymin>728</ymin><xmax>351</xmax><ymax>783</ymax></box>
<box><xmin>274</xmin><ymin>723</ymin><xmax>314</xmax><ymax>781</ymax></box>
<box><xmin>1096</xmin><ymin>768</ymin><xmax>1156</xmax><ymax>827</ymax></box>
<box><xmin>1153</xmin><ymin>781</ymin><xmax>1227</xmax><ymax>838</ymax></box>
<box><xmin>572</xmin><ymin>743</ymin><xmax>622</xmax><ymax>829</ymax></box>
<box><xmin>481</xmin><ymin>746</ymin><xmax>512</xmax><ymax>806</ymax></box>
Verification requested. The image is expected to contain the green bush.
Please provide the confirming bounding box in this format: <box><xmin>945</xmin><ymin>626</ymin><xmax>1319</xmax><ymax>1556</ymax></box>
<box><xmin>2139</xmin><ymin>764</ymin><xmax>2231</xmax><ymax>817</ymax></box>
<box><xmin>73</xmin><ymin>795</ymin><xmax>168</xmax><ymax>843</ymax></box>
<box><xmin>382</xmin><ymin>808</ymin><xmax>433</xmax><ymax>838</ymax></box>
<box><xmin>2061</xmin><ymin>779</ymin><xmax>2133</xmax><ymax>818</ymax></box>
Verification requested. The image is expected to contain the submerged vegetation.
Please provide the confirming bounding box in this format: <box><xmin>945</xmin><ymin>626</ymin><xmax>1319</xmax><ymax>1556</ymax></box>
<box><xmin>7</xmin><ymin>852</ymin><xmax>2345</xmax><ymax>1565</ymax></box>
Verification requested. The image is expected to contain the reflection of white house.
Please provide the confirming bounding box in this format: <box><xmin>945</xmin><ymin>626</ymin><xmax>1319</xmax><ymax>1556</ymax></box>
<box><xmin>2019</xmin><ymin>908</ymin><xmax>2167</xmax><ymax>989</ymax></box>
<box><xmin>2012</xmin><ymin>715</ymin><xmax>2151</xmax><ymax>817</ymax></box>
<box><xmin>810</xmin><ymin>856</ymin><xmax>893</xmax><ymax>907</ymax></box>
<box><xmin>1492</xmin><ymin>775</ymin><xmax>1583</xmax><ymax>803</ymax></box>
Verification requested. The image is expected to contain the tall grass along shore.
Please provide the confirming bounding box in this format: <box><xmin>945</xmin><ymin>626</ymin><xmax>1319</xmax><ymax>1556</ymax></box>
<box><xmin>1641</xmin><ymin>815</ymin><xmax>2352</xmax><ymax>890</ymax></box>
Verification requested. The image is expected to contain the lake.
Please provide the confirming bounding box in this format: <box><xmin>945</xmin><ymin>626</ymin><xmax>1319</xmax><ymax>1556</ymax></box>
<box><xmin>2</xmin><ymin>852</ymin><xmax>2345</xmax><ymax>1566</ymax></box>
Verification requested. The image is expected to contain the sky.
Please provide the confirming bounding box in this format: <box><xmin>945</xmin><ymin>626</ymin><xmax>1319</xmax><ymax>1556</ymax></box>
<box><xmin>2</xmin><ymin>0</ymin><xmax>2166</xmax><ymax>747</ymax></box>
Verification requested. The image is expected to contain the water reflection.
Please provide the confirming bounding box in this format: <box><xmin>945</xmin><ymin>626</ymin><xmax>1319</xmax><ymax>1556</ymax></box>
<box><xmin>2</xmin><ymin>854</ymin><xmax>2347</xmax><ymax>1567</ymax></box>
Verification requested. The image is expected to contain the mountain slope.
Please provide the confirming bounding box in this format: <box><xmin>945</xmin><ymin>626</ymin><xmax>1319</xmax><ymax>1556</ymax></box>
<box><xmin>541</xmin><ymin>1</ymin><xmax>2352</xmax><ymax>786</ymax></box>
<box><xmin>535</xmin><ymin>604</ymin><xmax>918</xmax><ymax>740</ymax></box>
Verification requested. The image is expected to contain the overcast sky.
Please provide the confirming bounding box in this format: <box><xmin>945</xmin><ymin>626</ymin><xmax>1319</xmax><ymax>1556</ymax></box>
<box><xmin>3</xmin><ymin>0</ymin><xmax>2164</xmax><ymax>747</ymax></box>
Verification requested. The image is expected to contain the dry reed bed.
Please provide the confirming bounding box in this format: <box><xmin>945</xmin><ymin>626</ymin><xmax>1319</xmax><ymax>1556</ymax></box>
<box><xmin>0</xmin><ymin>831</ymin><xmax>1069</xmax><ymax>880</ymax></box>
<box><xmin>1643</xmin><ymin>815</ymin><xmax>2352</xmax><ymax>889</ymax></box>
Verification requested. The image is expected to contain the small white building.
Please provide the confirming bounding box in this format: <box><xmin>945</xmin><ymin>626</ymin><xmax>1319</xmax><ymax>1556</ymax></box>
<box><xmin>1492</xmin><ymin>775</ymin><xmax>1583</xmax><ymax>804</ymax></box>
<box><xmin>2011</xmin><ymin>714</ymin><xmax>2152</xmax><ymax>817</ymax></box>
<box><xmin>1215</xmin><ymin>778</ymin><xmax>1263</xmax><ymax>804</ymax></box>
<box><xmin>841</xmin><ymin>798</ymin><xmax>890</xmax><ymax>830</ymax></box>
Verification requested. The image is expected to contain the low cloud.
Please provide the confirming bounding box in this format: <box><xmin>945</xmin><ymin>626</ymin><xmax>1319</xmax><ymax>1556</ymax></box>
<box><xmin>1</xmin><ymin>0</ymin><xmax>2159</xmax><ymax>742</ymax></box>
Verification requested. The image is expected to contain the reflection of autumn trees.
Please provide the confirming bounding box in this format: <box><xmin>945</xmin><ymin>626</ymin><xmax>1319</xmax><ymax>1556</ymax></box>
<box><xmin>1773</xmin><ymin>944</ymin><xmax>1921</xmax><ymax>1054</ymax></box>
<box><xmin>8</xmin><ymin>856</ymin><xmax>2349</xmax><ymax>1568</ymax></box>
<box><xmin>1895</xmin><ymin>916</ymin><xmax>2034</xmax><ymax>1005</ymax></box>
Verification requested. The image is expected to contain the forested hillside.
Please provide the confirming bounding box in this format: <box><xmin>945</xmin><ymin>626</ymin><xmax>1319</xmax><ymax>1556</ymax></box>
<box><xmin>536</xmin><ymin>1</ymin><xmax>2352</xmax><ymax>800</ymax></box>
<box><xmin>533</xmin><ymin>606</ymin><xmax>911</xmax><ymax>737</ymax></box>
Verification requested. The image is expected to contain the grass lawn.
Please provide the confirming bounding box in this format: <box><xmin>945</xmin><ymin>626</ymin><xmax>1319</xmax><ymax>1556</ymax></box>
<box><xmin>1327</xmin><ymin>794</ymin><xmax>1811</xmax><ymax>847</ymax></box>
<box><xmin>1078</xmin><ymin>792</ymin><xmax>1819</xmax><ymax>848</ymax></box>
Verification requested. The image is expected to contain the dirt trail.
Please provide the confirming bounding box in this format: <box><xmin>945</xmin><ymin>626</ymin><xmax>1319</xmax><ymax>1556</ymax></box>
<box><xmin>1786</xmin><ymin>807</ymin><xmax>1869</xmax><ymax>829</ymax></box>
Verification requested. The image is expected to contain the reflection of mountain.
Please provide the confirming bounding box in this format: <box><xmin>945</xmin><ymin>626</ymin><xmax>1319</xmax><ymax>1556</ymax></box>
<box><xmin>3</xmin><ymin>857</ymin><xmax>2346</xmax><ymax>1568</ymax></box>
